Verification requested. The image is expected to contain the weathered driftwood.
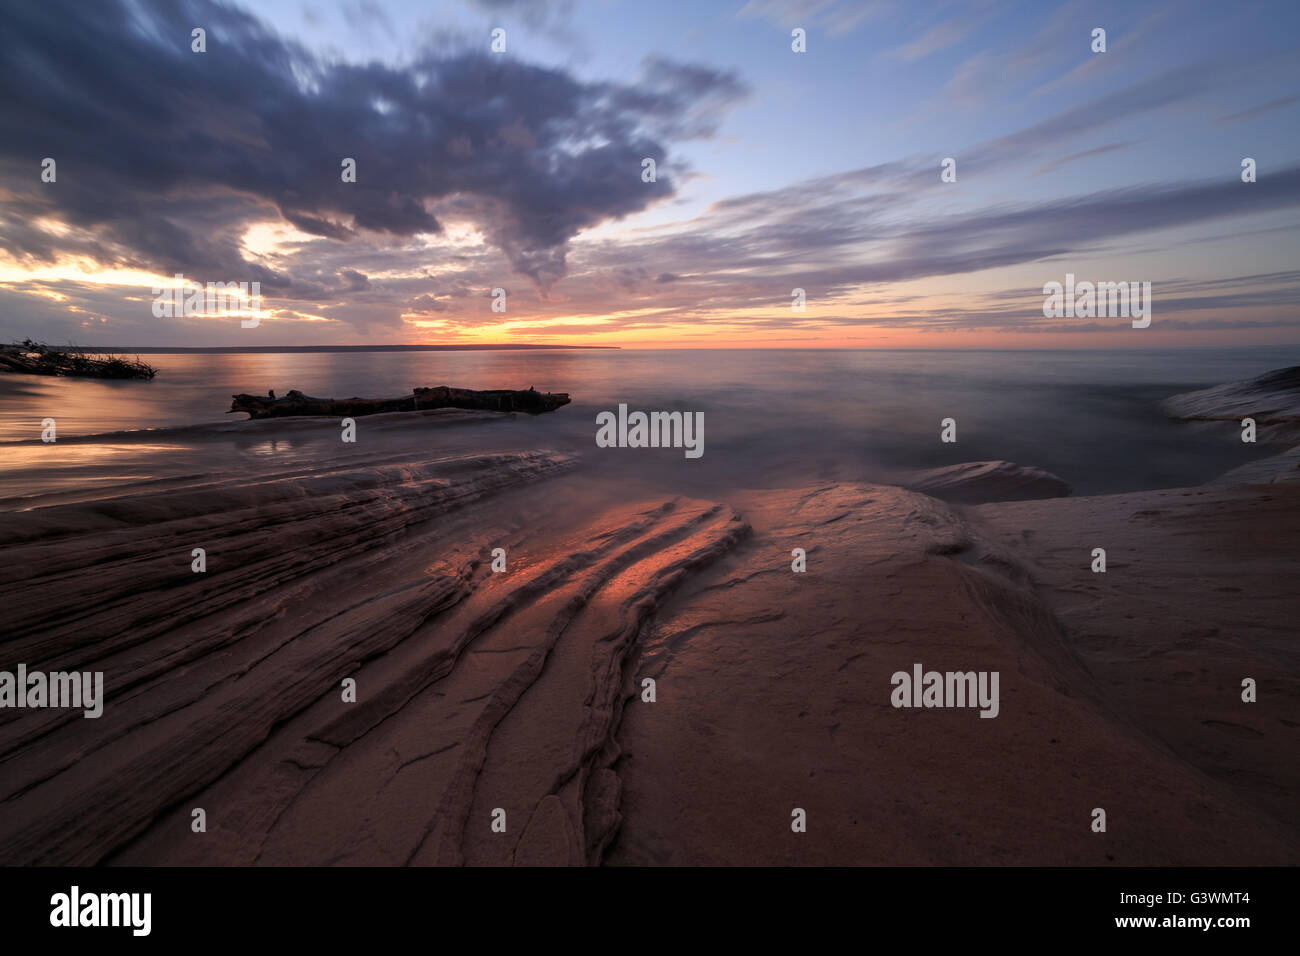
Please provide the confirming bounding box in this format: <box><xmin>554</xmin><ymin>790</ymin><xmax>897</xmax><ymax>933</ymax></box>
<box><xmin>0</xmin><ymin>340</ymin><xmax>157</xmax><ymax>379</ymax></box>
<box><xmin>229</xmin><ymin>386</ymin><xmax>571</xmax><ymax>419</ymax></box>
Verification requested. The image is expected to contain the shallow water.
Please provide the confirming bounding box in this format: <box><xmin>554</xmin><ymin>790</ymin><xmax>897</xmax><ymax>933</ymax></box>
<box><xmin>1</xmin><ymin>347</ymin><xmax>1295</xmax><ymax>501</ymax></box>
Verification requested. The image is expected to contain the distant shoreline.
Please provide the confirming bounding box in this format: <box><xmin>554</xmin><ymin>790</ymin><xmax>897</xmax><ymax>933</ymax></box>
<box><xmin>52</xmin><ymin>344</ymin><xmax>620</xmax><ymax>354</ymax></box>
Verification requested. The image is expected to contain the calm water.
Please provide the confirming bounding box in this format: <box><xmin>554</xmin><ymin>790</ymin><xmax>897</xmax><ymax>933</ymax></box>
<box><xmin>1</xmin><ymin>347</ymin><xmax>1296</xmax><ymax>499</ymax></box>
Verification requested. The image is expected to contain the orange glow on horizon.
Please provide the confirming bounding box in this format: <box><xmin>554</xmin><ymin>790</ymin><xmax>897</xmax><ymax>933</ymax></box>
<box><xmin>4</xmin><ymin>252</ymin><xmax>1298</xmax><ymax>351</ymax></box>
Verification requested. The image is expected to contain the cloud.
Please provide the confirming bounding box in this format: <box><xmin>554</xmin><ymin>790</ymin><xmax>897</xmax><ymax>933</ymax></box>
<box><xmin>0</xmin><ymin>0</ymin><xmax>747</xmax><ymax>296</ymax></box>
<box><xmin>1034</xmin><ymin>142</ymin><xmax>1131</xmax><ymax>174</ymax></box>
<box><xmin>1216</xmin><ymin>94</ymin><xmax>1300</xmax><ymax>126</ymax></box>
<box><xmin>2</xmin><ymin>0</ymin><xmax>1294</xmax><ymax>346</ymax></box>
<box><xmin>735</xmin><ymin>0</ymin><xmax>889</xmax><ymax>36</ymax></box>
<box><xmin>467</xmin><ymin>0</ymin><xmax>575</xmax><ymax>32</ymax></box>
<box><xmin>540</xmin><ymin>163</ymin><xmax>1300</xmax><ymax>336</ymax></box>
<box><xmin>340</xmin><ymin>0</ymin><xmax>395</xmax><ymax>40</ymax></box>
<box><xmin>886</xmin><ymin>19</ymin><xmax>976</xmax><ymax>62</ymax></box>
<box><xmin>959</xmin><ymin>61</ymin><xmax>1225</xmax><ymax>176</ymax></box>
<box><xmin>407</xmin><ymin>294</ymin><xmax>451</xmax><ymax>313</ymax></box>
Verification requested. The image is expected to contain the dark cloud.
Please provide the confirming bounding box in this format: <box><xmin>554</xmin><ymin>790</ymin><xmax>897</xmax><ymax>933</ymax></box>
<box><xmin>3</xmin><ymin>7</ymin><xmax>1294</xmax><ymax>346</ymax></box>
<box><xmin>467</xmin><ymin>0</ymin><xmax>575</xmax><ymax>31</ymax></box>
<box><xmin>340</xmin><ymin>269</ymin><xmax>370</xmax><ymax>291</ymax></box>
<box><xmin>601</xmin><ymin>58</ymin><xmax>751</xmax><ymax>139</ymax></box>
<box><xmin>408</xmin><ymin>294</ymin><xmax>450</xmax><ymax>313</ymax></box>
<box><xmin>340</xmin><ymin>0</ymin><xmax>395</xmax><ymax>38</ymax></box>
<box><xmin>0</xmin><ymin>0</ymin><xmax>747</xmax><ymax>291</ymax></box>
<box><xmin>540</xmin><ymin>164</ymin><xmax>1300</xmax><ymax>334</ymax></box>
<box><xmin>894</xmin><ymin>167</ymin><xmax>1300</xmax><ymax>265</ymax></box>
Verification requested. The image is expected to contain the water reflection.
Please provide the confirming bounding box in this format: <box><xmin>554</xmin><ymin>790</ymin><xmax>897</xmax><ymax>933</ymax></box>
<box><xmin>1</xmin><ymin>347</ymin><xmax>1297</xmax><ymax>497</ymax></box>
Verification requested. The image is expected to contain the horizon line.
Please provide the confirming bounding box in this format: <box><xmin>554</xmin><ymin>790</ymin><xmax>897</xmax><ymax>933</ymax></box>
<box><xmin>22</xmin><ymin>342</ymin><xmax>1300</xmax><ymax>354</ymax></box>
<box><xmin>28</xmin><ymin>344</ymin><xmax>622</xmax><ymax>354</ymax></box>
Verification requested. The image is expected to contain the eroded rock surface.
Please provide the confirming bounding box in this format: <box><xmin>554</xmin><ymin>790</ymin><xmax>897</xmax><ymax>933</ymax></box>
<box><xmin>899</xmin><ymin>460</ymin><xmax>1071</xmax><ymax>503</ymax></box>
<box><xmin>0</xmin><ymin>447</ymin><xmax>746</xmax><ymax>865</ymax></box>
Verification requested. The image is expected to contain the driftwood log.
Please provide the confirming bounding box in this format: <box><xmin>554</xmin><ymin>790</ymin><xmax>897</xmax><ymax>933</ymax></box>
<box><xmin>229</xmin><ymin>386</ymin><xmax>571</xmax><ymax>420</ymax></box>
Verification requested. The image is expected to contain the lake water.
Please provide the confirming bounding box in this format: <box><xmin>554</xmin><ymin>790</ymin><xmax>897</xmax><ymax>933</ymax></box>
<box><xmin>1</xmin><ymin>347</ymin><xmax>1296</xmax><ymax>502</ymax></box>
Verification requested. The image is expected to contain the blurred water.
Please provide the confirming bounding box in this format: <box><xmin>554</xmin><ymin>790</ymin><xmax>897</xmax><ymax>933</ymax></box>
<box><xmin>1</xmin><ymin>347</ymin><xmax>1296</xmax><ymax>499</ymax></box>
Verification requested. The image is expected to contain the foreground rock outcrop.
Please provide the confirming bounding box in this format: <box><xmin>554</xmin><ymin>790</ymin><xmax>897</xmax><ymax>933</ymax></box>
<box><xmin>609</xmin><ymin>480</ymin><xmax>1300</xmax><ymax>865</ymax></box>
<box><xmin>0</xmin><ymin>445</ymin><xmax>748</xmax><ymax>865</ymax></box>
<box><xmin>2</xmin><ymin>419</ymin><xmax>1295</xmax><ymax>866</ymax></box>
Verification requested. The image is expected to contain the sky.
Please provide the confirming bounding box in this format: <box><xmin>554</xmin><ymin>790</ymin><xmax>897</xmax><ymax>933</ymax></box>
<box><xmin>0</xmin><ymin>0</ymin><xmax>1298</xmax><ymax>348</ymax></box>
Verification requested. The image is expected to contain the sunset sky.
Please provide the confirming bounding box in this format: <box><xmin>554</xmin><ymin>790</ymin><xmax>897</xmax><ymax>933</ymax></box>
<box><xmin>1</xmin><ymin>0</ymin><xmax>1298</xmax><ymax>348</ymax></box>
